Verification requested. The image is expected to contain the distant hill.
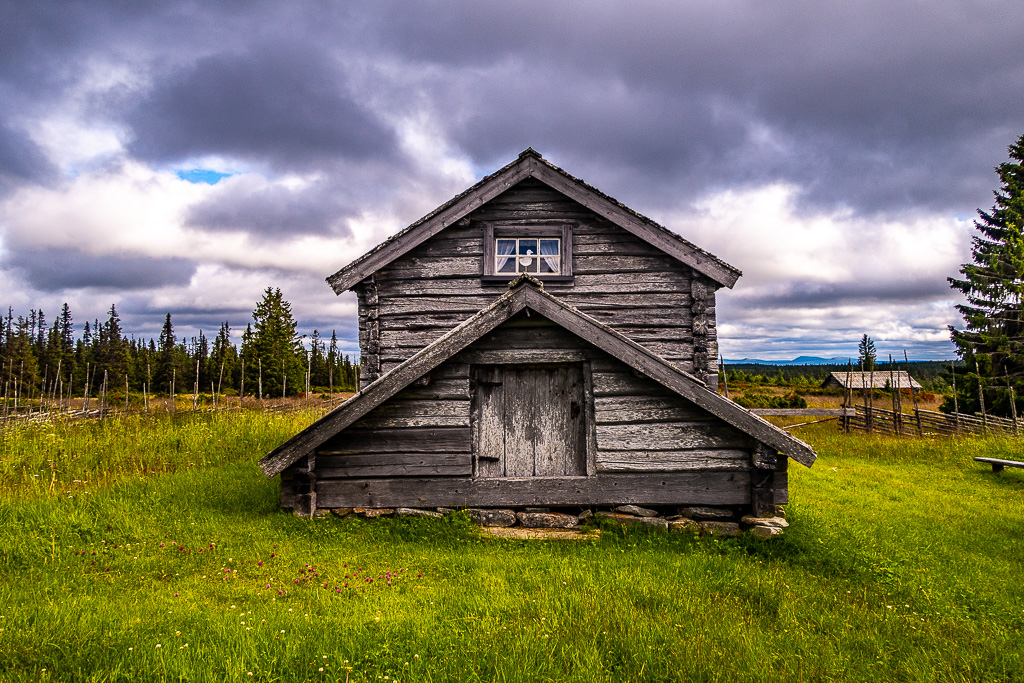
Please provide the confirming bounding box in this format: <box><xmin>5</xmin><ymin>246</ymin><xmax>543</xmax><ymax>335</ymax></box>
<box><xmin>723</xmin><ymin>356</ymin><xmax>850</xmax><ymax>366</ymax></box>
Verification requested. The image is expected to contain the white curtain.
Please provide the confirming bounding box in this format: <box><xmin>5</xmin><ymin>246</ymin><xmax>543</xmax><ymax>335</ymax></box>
<box><xmin>496</xmin><ymin>240</ymin><xmax>516</xmax><ymax>272</ymax></box>
<box><xmin>540</xmin><ymin>240</ymin><xmax>559</xmax><ymax>273</ymax></box>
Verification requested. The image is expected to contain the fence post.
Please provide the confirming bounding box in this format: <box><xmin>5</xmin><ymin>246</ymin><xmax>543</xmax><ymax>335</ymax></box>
<box><xmin>975</xmin><ymin>358</ymin><xmax>987</xmax><ymax>433</ymax></box>
<box><xmin>903</xmin><ymin>351</ymin><xmax>923</xmax><ymax>437</ymax></box>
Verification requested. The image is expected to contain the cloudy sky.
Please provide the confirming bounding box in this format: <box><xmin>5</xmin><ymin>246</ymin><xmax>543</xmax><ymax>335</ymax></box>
<box><xmin>2</xmin><ymin>1</ymin><xmax>1022</xmax><ymax>361</ymax></box>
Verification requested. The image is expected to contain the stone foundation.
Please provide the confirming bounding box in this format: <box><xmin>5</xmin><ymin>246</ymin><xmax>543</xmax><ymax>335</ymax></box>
<box><xmin>315</xmin><ymin>504</ymin><xmax>789</xmax><ymax>539</ymax></box>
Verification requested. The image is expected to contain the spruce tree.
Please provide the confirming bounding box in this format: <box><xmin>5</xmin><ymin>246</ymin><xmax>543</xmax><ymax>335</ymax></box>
<box><xmin>155</xmin><ymin>313</ymin><xmax>179</xmax><ymax>394</ymax></box>
<box><xmin>246</xmin><ymin>288</ymin><xmax>304</xmax><ymax>398</ymax></box>
<box><xmin>96</xmin><ymin>304</ymin><xmax>129</xmax><ymax>382</ymax></box>
<box><xmin>947</xmin><ymin>132</ymin><xmax>1024</xmax><ymax>416</ymax></box>
<box><xmin>857</xmin><ymin>334</ymin><xmax>877</xmax><ymax>371</ymax></box>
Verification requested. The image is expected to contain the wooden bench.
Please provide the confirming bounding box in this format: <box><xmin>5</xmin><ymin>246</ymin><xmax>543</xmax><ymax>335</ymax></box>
<box><xmin>974</xmin><ymin>457</ymin><xmax>1024</xmax><ymax>473</ymax></box>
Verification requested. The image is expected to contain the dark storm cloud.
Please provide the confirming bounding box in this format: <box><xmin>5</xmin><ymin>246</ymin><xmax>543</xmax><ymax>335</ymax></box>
<box><xmin>7</xmin><ymin>247</ymin><xmax>197</xmax><ymax>292</ymax></box>
<box><xmin>0</xmin><ymin>119</ymin><xmax>57</xmax><ymax>189</ymax></box>
<box><xmin>185</xmin><ymin>175</ymin><xmax>354</xmax><ymax>238</ymax></box>
<box><xmin>731</xmin><ymin>278</ymin><xmax>953</xmax><ymax>311</ymax></box>
<box><xmin>362</xmin><ymin>1</ymin><xmax>1024</xmax><ymax>216</ymax></box>
<box><xmin>125</xmin><ymin>42</ymin><xmax>395</xmax><ymax>169</ymax></box>
<box><xmin>6</xmin><ymin>1</ymin><xmax>1022</xmax><ymax>218</ymax></box>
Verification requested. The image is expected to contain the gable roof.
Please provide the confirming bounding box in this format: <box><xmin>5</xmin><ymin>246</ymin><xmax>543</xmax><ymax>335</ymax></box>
<box><xmin>260</xmin><ymin>276</ymin><xmax>814</xmax><ymax>478</ymax></box>
<box><xmin>326</xmin><ymin>148</ymin><xmax>742</xmax><ymax>293</ymax></box>
<box><xmin>823</xmin><ymin>371</ymin><xmax>922</xmax><ymax>390</ymax></box>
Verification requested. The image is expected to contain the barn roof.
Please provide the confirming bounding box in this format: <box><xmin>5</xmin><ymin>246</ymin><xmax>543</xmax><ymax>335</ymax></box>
<box><xmin>326</xmin><ymin>148</ymin><xmax>742</xmax><ymax>293</ymax></box>
<box><xmin>260</xmin><ymin>276</ymin><xmax>815</xmax><ymax>478</ymax></box>
<box><xmin>823</xmin><ymin>371</ymin><xmax>922</xmax><ymax>390</ymax></box>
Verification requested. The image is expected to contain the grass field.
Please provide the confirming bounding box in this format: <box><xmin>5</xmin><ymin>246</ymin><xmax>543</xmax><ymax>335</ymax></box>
<box><xmin>1</xmin><ymin>411</ymin><xmax>1022</xmax><ymax>682</ymax></box>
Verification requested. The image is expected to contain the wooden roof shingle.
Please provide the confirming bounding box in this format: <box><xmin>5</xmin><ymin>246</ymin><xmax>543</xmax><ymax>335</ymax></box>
<box><xmin>822</xmin><ymin>371</ymin><xmax>922</xmax><ymax>390</ymax></box>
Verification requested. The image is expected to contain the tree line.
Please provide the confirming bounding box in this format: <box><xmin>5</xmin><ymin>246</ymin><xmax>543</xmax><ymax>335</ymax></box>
<box><xmin>0</xmin><ymin>287</ymin><xmax>359</xmax><ymax>405</ymax></box>
<box><xmin>720</xmin><ymin>361</ymin><xmax>955</xmax><ymax>393</ymax></box>
<box><xmin>946</xmin><ymin>131</ymin><xmax>1024</xmax><ymax>417</ymax></box>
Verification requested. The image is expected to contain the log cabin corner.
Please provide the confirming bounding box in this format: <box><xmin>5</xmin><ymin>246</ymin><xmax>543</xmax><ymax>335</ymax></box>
<box><xmin>259</xmin><ymin>149</ymin><xmax>816</xmax><ymax>520</ymax></box>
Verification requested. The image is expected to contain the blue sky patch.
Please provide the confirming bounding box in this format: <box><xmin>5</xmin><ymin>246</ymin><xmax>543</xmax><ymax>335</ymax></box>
<box><xmin>176</xmin><ymin>168</ymin><xmax>233</xmax><ymax>184</ymax></box>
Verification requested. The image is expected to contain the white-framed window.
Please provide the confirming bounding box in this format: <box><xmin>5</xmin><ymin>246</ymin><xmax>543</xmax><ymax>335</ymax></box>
<box><xmin>482</xmin><ymin>222</ymin><xmax>574</xmax><ymax>282</ymax></box>
<box><xmin>495</xmin><ymin>237</ymin><xmax>561</xmax><ymax>274</ymax></box>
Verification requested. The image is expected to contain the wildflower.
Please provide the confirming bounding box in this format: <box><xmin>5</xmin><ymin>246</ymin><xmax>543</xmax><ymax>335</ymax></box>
<box><xmin>156</xmin><ymin>644</ymin><xmax>161</xmax><ymax>648</ymax></box>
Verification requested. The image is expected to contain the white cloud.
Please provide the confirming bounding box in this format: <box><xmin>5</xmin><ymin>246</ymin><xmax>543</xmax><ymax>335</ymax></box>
<box><xmin>670</xmin><ymin>183</ymin><xmax>972</xmax><ymax>286</ymax></box>
<box><xmin>666</xmin><ymin>183</ymin><xmax>971</xmax><ymax>359</ymax></box>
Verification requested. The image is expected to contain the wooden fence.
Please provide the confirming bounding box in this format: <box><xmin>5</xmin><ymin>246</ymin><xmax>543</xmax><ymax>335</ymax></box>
<box><xmin>0</xmin><ymin>394</ymin><xmax>350</xmax><ymax>430</ymax></box>
<box><xmin>846</xmin><ymin>405</ymin><xmax>1019</xmax><ymax>437</ymax></box>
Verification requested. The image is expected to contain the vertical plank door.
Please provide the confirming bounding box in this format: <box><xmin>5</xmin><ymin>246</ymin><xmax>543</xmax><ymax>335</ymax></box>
<box><xmin>473</xmin><ymin>364</ymin><xmax>587</xmax><ymax>477</ymax></box>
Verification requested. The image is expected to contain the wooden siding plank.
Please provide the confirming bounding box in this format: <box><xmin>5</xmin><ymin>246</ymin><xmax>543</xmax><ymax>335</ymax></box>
<box><xmin>319</xmin><ymin>427</ymin><xmax>471</xmax><ymax>455</ymax></box>
<box><xmin>378</xmin><ymin>292</ymin><xmax>692</xmax><ymax>316</ymax></box>
<box><xmin>595</xmin><ymin>395</ymin><xmax>708</xmax><ymax>423</ymax></box>
<box><xmin>596</xmin><ymin>422</ymin><xmax>751</xmax><ymax>451</ymax></box>
<box><xmin>350</xmin><ymin>414</ymin><xmax>470</xmax><ymax>429</ymax></box>
<box><xmin>389</xmin><ymin>377</ymin><xmax>470</xmax><ymax>401</ymax></box>
<box><xmin>456</xmin><ymin>349</ymin><xmax>595</xmax><ymax>365</ymax></box>
<box><xmin>315</xmin><ymin>472</ymin><xmax>753</xmax><ymax>508</ymax></box>
<box><xmin>375</xmin><ymin>271</ymin><xmax>695</xmax><ymax>297</ymax></box>
<box><xmin>317</xmin><ymin>453</ymin><xmax>472</xmax><ymax>478</ymax></box>
<box><xmin>592</xmin><ymin>371</ymin><xmax>669</xmax><ymax>397</ymax></box>
<box><xmin>595</xmin><ymin>448</ymin><xmax>750</xmax><ymax>472</ymax></box>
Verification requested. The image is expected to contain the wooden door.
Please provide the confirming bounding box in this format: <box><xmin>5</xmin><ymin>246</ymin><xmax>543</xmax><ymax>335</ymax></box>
<box><xmin>473</xmin><ymin>364</ymin><xmax>587</xmax><ymax>477</ymax></box>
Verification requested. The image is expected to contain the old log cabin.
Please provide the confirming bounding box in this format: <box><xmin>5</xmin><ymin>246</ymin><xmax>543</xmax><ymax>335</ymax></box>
<box><xmin>259</xmin><ymin>149</ymin><xmax>816</xmax><ymax>517</ymax></box>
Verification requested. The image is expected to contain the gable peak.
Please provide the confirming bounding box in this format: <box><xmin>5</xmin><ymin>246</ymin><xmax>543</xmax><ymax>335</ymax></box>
<box><xmin>507</xmin><ymin>273</ymin><xmax>545</xmax><ymax>291</ymax></box>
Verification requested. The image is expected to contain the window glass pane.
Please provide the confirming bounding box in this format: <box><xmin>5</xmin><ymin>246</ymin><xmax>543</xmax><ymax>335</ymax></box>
<box><xmin>496</xmin><ymin>239</ymin><xmax>516</xmax><ymax>273</ymax></box>
<box><xmin>518</xmin><ymin>239</ymin><xmax>538</xmax><ymax>273</ymax></box>
<box><xmin>539</xmin><ymin>239</ymin><xmax>560</xmax><ymax>255</ymax></box>
<box><xmin>539</xmin><ymin>239</ymin><xmax>560</xmax><ymax>273</ymax></box>
<box><xmin>539</xmin><ymin>256</ymin><xmax>559</xmax><ymax>273</ymax></box>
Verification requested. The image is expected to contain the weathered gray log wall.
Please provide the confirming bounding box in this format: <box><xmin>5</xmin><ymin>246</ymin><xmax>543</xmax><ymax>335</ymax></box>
<box><xmin>355</xmin><ymin>178</ymin><xmax>719</xmax><ymax>389</ymax></box>
<box><xmin>280</xmin><ymin>316</ymin><xmax>783</xmax><ymax>511</ymax></box>
<box><xmin>590</xmin><ymin>356</ymin><xmax>754</xmax><ymax>473</ymax></box>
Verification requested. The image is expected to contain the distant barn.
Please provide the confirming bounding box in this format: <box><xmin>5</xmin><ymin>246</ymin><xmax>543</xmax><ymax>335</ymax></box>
<box><xmin>821</xmin><ymin>371</ymin><xmax>922</xmax><ymax>391</ymax></box>
<box><xmin>260</xmin><ymin>149</ymin><xmax>817</xmax><ymax>518</ymax></box>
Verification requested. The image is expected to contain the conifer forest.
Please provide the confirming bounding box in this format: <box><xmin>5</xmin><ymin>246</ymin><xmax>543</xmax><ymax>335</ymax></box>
<box><xmin>0</xmin><ymin>287</ymin><xmax>359</xmax><ymax>407</ymax></box>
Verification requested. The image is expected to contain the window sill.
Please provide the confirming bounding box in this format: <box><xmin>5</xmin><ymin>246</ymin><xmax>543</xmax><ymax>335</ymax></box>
<box><xmin>481</xmin><ymin>275</ymin><xmax>575</xmax><ymax>285</ymax></box>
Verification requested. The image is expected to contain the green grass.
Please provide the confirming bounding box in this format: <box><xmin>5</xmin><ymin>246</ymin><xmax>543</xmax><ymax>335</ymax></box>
<box><xmin>1</xmin><ymin>413</ymin><xmax>1022</xmax><ymax>681</ymax></box>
